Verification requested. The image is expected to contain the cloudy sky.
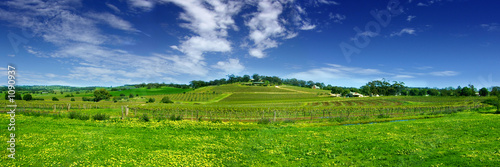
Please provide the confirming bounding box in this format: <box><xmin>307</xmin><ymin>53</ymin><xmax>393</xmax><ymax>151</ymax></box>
<box><xmin>1</xmin><ymin>0</ymin><xmax>499</xmax><ymax>88</ymax></box>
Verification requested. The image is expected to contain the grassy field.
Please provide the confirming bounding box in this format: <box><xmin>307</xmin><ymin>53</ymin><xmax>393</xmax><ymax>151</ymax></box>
<box><xmin>1</xmin><ymin>84</ymin><xmax>498</xmax><ymax>166</ymax></box>
<box><xmin>1</xmin><ymin>110</ymin><xmax>499</xmax><ymax>166</ymax></box>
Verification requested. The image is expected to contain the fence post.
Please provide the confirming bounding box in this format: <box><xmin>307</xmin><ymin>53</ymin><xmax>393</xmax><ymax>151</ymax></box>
<box><xmin>53</xmin><ymin>104</ymin><xmax>56</xmax><ymax>112</ymax></box>
<box><xmin>273</xmin><ymin>110</ymin><xmax>276</xmax><ymax>122</ymax></box>
<box><xmin>121</xmin><ymin>106</ymin><xmax>124</xmax><ymax>120</ymax></box>
<box><xmin>67</xmin><ymin>103</ymin><xmax>71</xmax><ymax>111</ymax></box>
<box><xmin>125</xmin><ymin>106</ymin><xmax>129</xmax><ymax>116</ymax></box>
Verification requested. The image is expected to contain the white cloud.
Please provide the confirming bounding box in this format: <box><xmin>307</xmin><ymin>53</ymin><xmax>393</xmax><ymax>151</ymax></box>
<box><xmin>417</xmin><ymin>2</ymin><xmax>428</xmax><ymax>6</ymax></box>
<box><xmin>87</xmin><ymin>12</ymin><xmax>138</xmax><ymax>32</ymax></box>
<box><xmin>0</xmin><ymin>0</ymin><xmax>140</xmax><ymax>46</ymax></box>
<box><xmin>288</xmin><ymin>64</ymin><xmax>388</xmax><ymax>81</ymax></box>
<box><xmin>390</xmin><ymin>28</ymin><xmax>416</xmax><ymax>37</ymax></box>
<box><xmin>317</xmin><ymin>0</ymin><xmax>340</xmax><ymax>5</ymax></box>
<box><xmin>329</xmin><ymin>13</ymin><xmax>346</xmax><ymax>24</ymax></box>
<box><xmin>127</xmin><ymin>0</ymin><xmax>155</xmax><ymax>11</ymax></box>
<box><xmin>246</xmin><ymin>0</ymin><xmax>285</xmax><ymax>58</ymax></box>
<box><xmin>7</xmin><ymin>54</ymin><xmax>15</xmax><ymax>57</ymax></box>
<box><xmin>407</xmin><ymin>15</ymin><xmax>416</xmax><ymax>22</ymax></box>
<box><xmin>164</xmin><ymin>0</ymin><xmax>243</xmax><ymax>71</ymax></box>
<box><xmin>394</xmin><ymin>75</ymin><xmax>415</xmax><ymax>79</ymax></box>
<box><xmin>284</xmin><ymin>32</ymin><xmax>298</xmax><ymax>39</ymax></box>
<box><xmin>429</xmin><ymin>71</ymin><xmax>459</xmax><ymax>77</ymax></box>
<box><xmin>357</xmin><ymin>31</ymin><xmax>379</xmax><ymax>38</ymax></box>
<box><xmin>481</xmin><ymin>23</ymin><xmax>499</xmax><ymax>31</ymax></box>
<box><xmin>106</xmin><ymin>3</ymin><xmax>121</xmax><ymax>13</ymax></box>
<box><xmin>212</xmin><ymin>58</ymin><xmax>245</xmax><ymax>74</ymax></box>
<box><xmin>300</xmin><ymin>23</ymin><xmax>316</xmax><ymax>30</ymax></box>
<box><xmin>415</xmin><ymin>66</ymin><xmax>433</xmax><ymax>70</ymax></box>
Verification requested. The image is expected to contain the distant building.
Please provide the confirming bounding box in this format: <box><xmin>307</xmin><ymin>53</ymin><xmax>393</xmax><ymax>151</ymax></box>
<box><xmin>330</xmin><ymin>93</ymin><xmax>341</xmax><ymax>97</ymax></box>
<box><xmin>312</xmin><ymin>85</ymin><xmax>321</xmax><ymax>89</ymax></box>
<box><xmin>352</xmin><ymin>92</ymin><xmax>364</xmax><ymax>97</ymax></box>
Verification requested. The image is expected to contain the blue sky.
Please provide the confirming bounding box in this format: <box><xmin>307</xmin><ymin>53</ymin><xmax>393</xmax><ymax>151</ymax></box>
<box><xmin>0</xmin><ymin>0</ymin><xmax>499</xmax><ymax>88</ymax></box>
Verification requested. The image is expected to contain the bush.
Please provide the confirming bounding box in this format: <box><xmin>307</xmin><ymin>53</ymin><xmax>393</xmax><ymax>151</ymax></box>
<box><xmin>257</xmin><ymin>118</ymin><xmax>271</xmax><ymax>124</ymax></box>
<box><xmin>78</xmin><ymin>114</ymin><xmax>90</xmax><ymax>120</ymax></box>
<box><xmin>168</xmin><ymin>114</ymin><xmax>183</xmax><ymax>121</ymax></box>
<box><xmin>210</xmin><ymin>119</ymin><xmax>222</xmax><ymax>123</ymax></box>
<box><xmin>92</xmin><ymin>113</ymin><xmax>109</xmax><ymax>120</ymax></box>
<box><xmin>68</xmin><ymin>112</ymin><xmax>78</xmax><ymax>119</ymax></box>
<box><xmin>377</xmin><ymin>114</ymin><xmax>391</xmax><ymax>118</ymax></box>
<box><xmin>329</xmin><ymin>116</ymin><xmax>347</xmax><ymax>123</ymax></box>
<box><xmin>140</xmin><ymin>114</ymin><xmax>150</xmax><ymax>122</ymax></box>
<box><xmin>161</xmin><ymin>97</ymin><xmax>174</xmax><ymax>103</ymax></box>
<box><xmin>146</xmin><ymin>98</ymin><xmax>155</xmax><ymax>103</ymax></box>
<box><xmin>23</xmin><ymin>94</ymin><xmax>32</xmax><ymax>101</ymax></box>
<box><xmin>93</xmin><ymin>88</ymin><xmax>112</xmax><ymax>102</ymax></box>
<box><xmin>32</xmin><ymin>97</ymin><xmax>44</xmax><ymax>101</ymax></box>
<box><xmin>70</xmin><ymin>98</ymin><xmax>75</xmax><ymax>101</ymax></box>
<box><xmin>52</xmin><ymin>97</ymin><xmax>59</xmax><ymax>101</ymax></box>
<box><xmin>82</xmin><ymin>97</ymin><xmax>95</xmax><ymax>101</ymax></box>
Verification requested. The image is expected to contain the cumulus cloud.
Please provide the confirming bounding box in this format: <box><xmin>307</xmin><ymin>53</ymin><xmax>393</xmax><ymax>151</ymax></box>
<box><xmin>246</xmin><ymin>0</ymin><xmax>285</xmax><ymax>58</ymax></box>
<box><xmin>162</xmin><ymin>0</ymin><xmax>244</xmax><ymax>74</ymax></box>
<box><xmin>211</xmin><ymin>58</ymin><xmax>245</xmax><ymax>74</ymax></box>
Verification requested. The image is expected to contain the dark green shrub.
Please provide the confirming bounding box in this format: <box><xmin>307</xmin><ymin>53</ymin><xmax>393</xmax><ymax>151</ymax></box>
<box><xmin>377</xmin><ymin>114</ymin><xmax>391</xmax><ymax>118</ymax></box>
<box><xmin>52</xmin><ymin>97</ymin><xmax>59</xmax><ymax>101</ymax></box>
<box><xmin>78</xmin><ymin>114</ymin><xmax>90</xmax><ymax>120</ymax></box>
<box><xmin>330</xmin><ymin>116</ymin><xmax>347</xmax><ymax>123</ymax></box>
<box><xmin>161</xmin><ymin>97</ymin><xmax>174</xmax><ymax>103</ymax></box>
<box><xmin>211</xmin><ymin>119</ymin><xmax>222</xmax><ymax>123</ymax></box>
<box><xmin>70</xmin><ymin>98</ymin><xmax>75</xmax><ymax>101</ymax></box>
<box><xmin>146</xmin><ymin>98</ymin><xmax>155</xmax><ymax>103</ymax></box>
<box><xmin>92</xmin><ymin>113</ymin><xmax>109</xmax><ymax>120</ymax></box>
<box><xmin>140</xmin><ymin>114</ymin><xmax>150</xmax><ymax>122</ymax></box>
<box><xmin>257</xmin><ymin>118</ymin><xmax>271</xmax><ymax>124</ymax></box>
<box><xmin>68</xmin><ymin>112</ymin><xmax>79</xmax><ymax>119</ymax></box>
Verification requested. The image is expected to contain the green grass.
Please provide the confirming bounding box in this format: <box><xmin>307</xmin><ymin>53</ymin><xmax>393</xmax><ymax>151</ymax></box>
<box><xmin>1</xmin><ymin>111</ymin><xmax>499</xmax><ymax>166</ymax></box>
<box><xmin>108</xmin><ymin>87</ymin><xmax>191</xmax><ymax>96</ymax></box>
<box><xmin>278</xmin><ymin>85</ymin><xmax>332</xmax><ymax>94</ymax></box>
<box><xmin>196</xmin><ymin>84</ymin><xmax>293</xmax><ymax>93</ymax></box>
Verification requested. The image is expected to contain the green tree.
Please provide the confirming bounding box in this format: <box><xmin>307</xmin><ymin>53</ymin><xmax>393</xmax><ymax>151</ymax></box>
<box><xmin>129</xmin><ymin>94</ymin><xmax>134</xmax><ymax>98</ymax></box>
<box><xmin>5</xmin><ymin>92</ymin><xmax>22</xmax><ymax>100</ymax></box>
<box><xmin>491</xmin><ymin>87</ymin><xmax>500</xmax><ymax>96</ymax></box>
<box><xmin>70</xmin><ymin>98</ymin><xmax>75</xmax><ymax>101</ymax></box>
<box><xmin>427</xmin><ymin>89</ymin><xmax>440</xmax><ymax>96</ymax></box>
<box><xmin>23</xmin><ymin>94</ymin><xmax>33</xmax><ymax>101</ymax></box>
<box><xmin>93</xmin><ymin>88</ymin><xmax>112</xmax><ymax>102</ymax></box>
<box><xmin>483</xmin><ymin>94</ymin><xmax>500</xmax><ymax>113</ymax></box>
<box><xmin>409</xmin><ymin>88</ymin><xmax>419</xmax><ymax>96</ymax></box>
<box><xmin>479</xmin><ymin>87</ymin><xmax>489</xmax><ymax>96</ymax></box>
<box><xmin>52</xmin><ymin>97</ymin><xmax>59</xmax><ymax>101</ymax></box>
<box><xmin>160</xmin><ymin>97</ymin><xmax>174</xmax><ymax>103</ymax></box>
<box><xmin>460</xmin><ymin>87</ymin><xmax>472</xmax><ymax>96</ymax></box>
<box><xmin>252</xmin><ymin>74</ymin><xmax>260</xmax><ymax>81</ymax></box>
<box><xmin>242</xmin><ymin>75</ymin><xmax>251</xmax><ymax>82</ymax></box>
